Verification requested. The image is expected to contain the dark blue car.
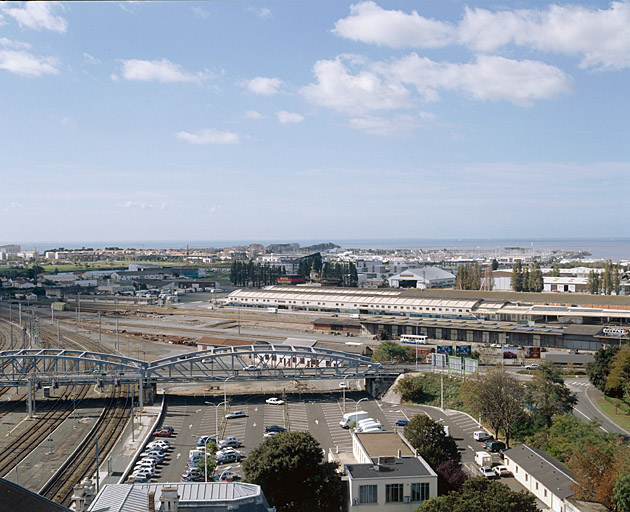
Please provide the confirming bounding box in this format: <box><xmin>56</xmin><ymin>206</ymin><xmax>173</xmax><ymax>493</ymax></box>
<box><xmin>395</xmin><ymin>418</ymin><xmax>409</xmax><ymax>426</ymax></box>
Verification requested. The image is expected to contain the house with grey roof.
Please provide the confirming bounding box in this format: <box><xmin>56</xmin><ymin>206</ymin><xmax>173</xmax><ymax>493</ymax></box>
<box><xmin>503</xmin><ymin>444</ymin><xmax>609</xmax><ymax>512</ymax></box>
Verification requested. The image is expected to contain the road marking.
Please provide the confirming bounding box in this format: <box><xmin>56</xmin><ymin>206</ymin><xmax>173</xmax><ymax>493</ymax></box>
<box><xmin>315</xmin><ymin>419</ymin><xmax>319</xmax><ymax>425</ymax></box>
<box><xmin>600</xmin><ymin>426</ymin><xmax>609</xmax><ymax>433</ymax></box>
<box><xmin>574</xmin><ymin>408</ymin><xmax>592</xmax><ymax>421</ymax></box>
<box><xmin>253</xmin><ymin>423</ymin><xmax>256</xmax><ymax>427</ymax></box>
<box><xmin>468</xmin><ymin>445</ymin><xmax>475</xmax><ymax>451</ymax></box>
<box><xmin>189</xmin><ymin>424</ymin><xmax>192</xmax><ymax>429</ymax></box>
<box><xmin>177</xmin><ymin>452</ymin><xmax>181</xmax><ymax>459</ymax></box>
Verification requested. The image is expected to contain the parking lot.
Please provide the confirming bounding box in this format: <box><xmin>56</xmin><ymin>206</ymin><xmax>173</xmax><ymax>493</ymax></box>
<box><xmin>143</xmin><ymin>391</ymin><xmax>514</xmax><ymax>487</ymax></box>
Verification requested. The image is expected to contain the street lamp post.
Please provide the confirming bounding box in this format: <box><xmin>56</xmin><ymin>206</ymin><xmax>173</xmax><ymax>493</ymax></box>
<box><xmin>356</xmin><ymin>397</ymin><xmax>368</xmax><ymax>414</ymax></box>
<box><xmin>223</xmin><ymin>376</ymin><xmax>234</xmax><ymax>415</ymax></box>
<box><xmin>204</xmin><ymin>401</ymin><xmax>226</xmax><ymax>483</ymax></box>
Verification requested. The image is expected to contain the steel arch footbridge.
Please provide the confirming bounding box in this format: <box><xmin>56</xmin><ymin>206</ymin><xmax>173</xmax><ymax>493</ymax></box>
<box><xmin>0</xmin><ymin>345</ymin><xmax>381</xmax><ymax>388</ymax></box>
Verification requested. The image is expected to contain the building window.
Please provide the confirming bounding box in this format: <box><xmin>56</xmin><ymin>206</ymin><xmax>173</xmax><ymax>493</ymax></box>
<box><xmin>385</xmin><ymin>484</ymin><xmax>404</xmax><ymax>503</ymax></box>
<box><xmin>411</xmin><ymin>482</ymin><xmax>430</xmax><ymax>502</ymax></box>
<box><xmin>544</xmin><ymin>490</ymin><xmax>547</xmax><ymax>498</ymax></box>
<box><xmin>359</xmin><ymin>485</ymin><xmax>377</xmax><ymax>504</ymax></box>
<box><xmin>525</xmin><ymin>474</ymin><xmax>528</xmax><ymax>482</ymax></box>
<box><xmin>536</xmin><ymin>482</ymin><xmax>538</xmax><ymax>490</ymax></box>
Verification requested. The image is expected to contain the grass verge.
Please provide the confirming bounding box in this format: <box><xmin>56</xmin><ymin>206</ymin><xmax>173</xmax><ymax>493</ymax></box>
<box><xmin>596</xmin><ymin>396</ymin><xmax>630</xmax><ymax>432</ymax></box>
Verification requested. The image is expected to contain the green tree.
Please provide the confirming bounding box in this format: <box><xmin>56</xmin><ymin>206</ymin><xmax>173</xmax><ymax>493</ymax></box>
<box><xmin>613</xmin><ymin>471</ymin><xmax>630</xmax><ymax>512</ymax></box>
<box><xmin>372</xmin><ymin>341</ymin><xmax>415</xmax><ymax>363</ymax></box>
<box><xmin>511</xmin><ymin>261</ymin><xmax>523</xmax><ymax>292</ymax></box>
<box><xmin>522</xmin><ymin>266</ymin><xmax>530</xmax><ymax>292</ymax></box>
<box><xmin>606</xmin><ymin>346</ymin><xmax>630</xmax><ymax>403</ymax></box>
<box><xmin>464</xmin><ymin>368</ymin><xmax>526</xmax><ymax>448</ymax></box>
<box><xmin>526</xmin><ymin>363</ymin><xmax>577</xmax><ymax>427</ymax></box>
<box><xmin>527</xmin><ymin>414</ymin><xmax>618</xmax><ymax>463</ymax></box>
<box><xmin>194</xmin><ymin>441</ymin><xmax>217</xmax><ymax>479</ymax></box>
<box><xmin>587</xmin><ymin>270</ymin><xmax>601</xmax><ymax>294</ymax></box>
<box><xmin>404</xmin><ymin>415</ymin><xmax>460</xmax><ymax>469</ymax></box>
<box><xmin>588</xmin><ymin>345</ymin><xmax>621</xmax><ymax>392</ymax></box>
<box><xmin>242</xmin><ymin>431</ymin><xmax>343</xmax><ymax>512</ymax></box>
<box><xmin>395</xmin><ymin>377</ymin><xmax>427</xmax><ymax>403</ymax></box>
<box><xmin>417</xmin><ymin>477</ymin><xmax>538</xmax><ymax>512</ymax></box>
<box><xmin>491</xmin><ymin>259</ymin><xmax>499</xmax><ymax>271</ymax></box>
<box><xmin>530</xmin><ymin>262</ymin><xmax>544</xmax><ymax>292</ymax></box>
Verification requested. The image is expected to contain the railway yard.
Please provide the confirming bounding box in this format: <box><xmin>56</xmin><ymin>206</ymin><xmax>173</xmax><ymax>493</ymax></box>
<box><xmin>0</xmin><ymin>294</ymin><xmax>387</xmax><ymax>506</ymax></box>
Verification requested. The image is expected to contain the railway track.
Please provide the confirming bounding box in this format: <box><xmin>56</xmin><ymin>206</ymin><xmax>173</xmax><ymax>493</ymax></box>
<box><xmin>0</xmin><ymin>384</ymin><xmax>90</xmax><ymax>477</ymax></box>
<box><xmin>41</xmin><ymin>385</ymin><xmax>132</xmax><ymax>506</ymax></box>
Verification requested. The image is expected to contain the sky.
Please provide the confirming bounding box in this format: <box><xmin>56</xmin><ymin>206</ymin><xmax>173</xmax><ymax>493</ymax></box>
<box><xmin>1</xmin><ymin>0</ymin><xmax>629</xmax><ymax>245</ymax></box>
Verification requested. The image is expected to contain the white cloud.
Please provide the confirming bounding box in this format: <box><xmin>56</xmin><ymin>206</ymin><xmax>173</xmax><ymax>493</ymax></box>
<box><xmin>301</xmin><ymin>55</ymin><xmax>410</xmax><ymax>114</ymax></box>
<box><xmin>245</xmin><ymin>110</ymin><xmax>264</xmax><ymax>119</ymax></box>
<box><xmin>388</xmin><ymin>54</ymin><xmax>571</xmax><ymax>106</ymax></box>
<box><xmin>191</xmin><ymin>6</ymin><xmax>209</xmax><ymax>19</ymax></box>
<box><xmin>302</xmin><ymin>53</ymin><xmax>570</xmax><ymax>112</ymax></box>
<box><xmin>249</xmin><ymin>6</ymin><xmax>272</xmax><ymax>19</ymax></box>
<box><xmin>334</xmin><ymin>1</ymin><xmax>630</xmax><ymax>70</ymax></box>
<box><xmin>243</xmin><ymin>76</ymin><xmax>284</xmax><ymax>95</ymax></box>
<box><xmin>118</xmin><ymin>59</ymin><xmax>210</xmax><ymax>83</ymax></box>
<box><xmin>0</xmin><ymin>38</ymin><xmax>31</xmax><ymax>50</ymax></box>
<box><xmin>0</xmin><ymin>49</ymin><xmax>60</xmax><ymax>77</ymax></box>
<box><xmin>83</xmin><ymin>52</ymin><xmax>100</xmax><ymax>65</ymax></box>
<box><xmin>459</xmin><ymin>3</ymin><xmax>630</xmax><ymax>70</ymax></box>
<box><xmin>276</xmin><ymin>111</ymin><xmax>304</xmax><ymax>124</ymax></box>
<box><xmin>334</xmin><ymin>1</ymin><xmax>453</xmax><ymax>48</ymax></box>
<box><xmin>122</xmin><ymin>201</ymin><xmax>169</xmax><ymax>211</ymax></box>
<box><xmin>175</xmin><ymin>129</ymin><xmax>240</xmax><ymax>145</ymax></box>
<box><xmin>349</xmin><ymin>114</ymin><xmax>414</xmax><ymax>135</ymax></box>
<box><xmin>5</xmin><ymin>2</ymin><xmax>67</xmax><ymax>33</ymax></box>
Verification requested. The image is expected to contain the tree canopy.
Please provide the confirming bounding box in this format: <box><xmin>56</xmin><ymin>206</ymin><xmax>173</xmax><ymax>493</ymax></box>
<box><xmin>417</xmin><ymin>477</ymin><xmax>538</xmax><ymax>512</ymax></box>
<box><xmin>588</xmin><ymin>345</ymin><xmax>621</xmax><ymax>392</ymax></box>
<box><xmin>242</xmin><ymin>431</ymin><xmax>343</xmax><ymax>512</ymax></box>
<box><xmin>461</xmin><ymin>367</ymin><xmax>526</xmax><ymax>448</ymax></box>
<box><xmin>372</xmin><ymin>341</ymin><xmax>415</xmax><ymax>363</ymax></box>
<box><xmin>605</xmin><ymin>346</ymin><xmax>630</xmax><ymax>402</ymax></box>
<box><xmin>526</xmin><ymin>363</ymin><xmax>577</xmax><ymax>427</ymax></box>
<box><xmin>404</xmin><ymin>415</ymin><xmax>460</xmax><ymax>469</ymax></box>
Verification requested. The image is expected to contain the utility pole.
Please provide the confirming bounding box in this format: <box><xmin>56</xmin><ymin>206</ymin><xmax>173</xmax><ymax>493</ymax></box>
<box><xmin>440</xmin><ymin>374</ymin><xmax>444</xmax><ymax>410</ymax></box>
<box><xmin>98</xmin><ymin>312</ymin><xmax>101</xmax><ymax>352</ymax></box>
<box><xmin>18</xmin><ymin>303</ymin><xmax>21</xmax><ymax>326</ymax></box>
<box><xmin>94</xmin><ymin>437</ymin><xmax>100</xmax><ymax>493</ymax></box>
<box><xmin>51</xmin><ymin>303</ymin><xmax>54</xmax><ymax>324</ymax></box>
<box><xmin>10</xmin><ymin>323</ymin><xmax>13</xmax><ymax>350</ymax></box>
<box><xmin>57</xmin><ymin>320</ymin><xmax>60</xmax><ymax>349</ymax></box>
<box><xmin>22</xmin><ymin>327</ymin><xmax>27</xmax><ymax>350</ymax></box>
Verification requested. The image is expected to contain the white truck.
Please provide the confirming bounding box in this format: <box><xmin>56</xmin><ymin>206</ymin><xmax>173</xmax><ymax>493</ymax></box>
<box><xmin>475</xmin><ymin>451</ymin><xmax>492</xmax><ymax>467</ymax></box>
<box><xmin>339</xmin><ymin>411</ymin><xmax>369</xmax><ymax>429</ymax></box>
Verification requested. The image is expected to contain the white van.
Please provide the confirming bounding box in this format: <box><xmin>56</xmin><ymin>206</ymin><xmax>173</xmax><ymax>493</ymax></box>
<box><xmin>475</xmin><ymin>451</ymin><xmax>492</xmax><ymax>467</ymax></box>
<box><xmin>356</xmin><ymin>420</ymin><xmax>383</xmax><ymax>433</ymax></box>
<box><xmin>473</xmin><ymin>430</ymin><xmax>492</xmax><ymax>442</ymax></box>
<box><xmin>339</xmin><ymin>411</ymin><xmax>369</xmax><ymax>429</ymax></box>
<box><xmin>355</xmin><ymin>418</ymin><xmax>377</xmax><ymax>429</ymax></box>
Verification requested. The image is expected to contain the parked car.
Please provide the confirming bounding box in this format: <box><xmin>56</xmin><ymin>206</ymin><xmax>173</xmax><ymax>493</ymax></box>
<box><xmin>486</xmin><ymin>441</ymin><xmax>506</xmax><ymax>453</ymax></box>
<box><xmin>493</xmin><ymin>465</ymin><xmax>512</xmax><ymax>477</ymax></box>
<box><xmin>197</xmin><ymin>435</ymin><xmax>216</xmax><ymax>446</ymax></box>
<box><xmin>243</xmin><ymin>365</ymin><xmax>259</xmax><ymax>371</ymax></box>
<box><xmin>225</xmin><ymin>411</ymin><xmax>247</xmax><ymax>419</ymax></box>
<box><xmin>524</xmin><ymin>364</ymin><xmax>539</xmax><ymax>370</ymax></box>
<box><xmin>162</xmin><ymin>426</ymin><xmax>175</xmax><ymax>433</ymax></box>
<box><xmin>148</xmin><ymin>440</ymin><xmax>170</xmax><ymax>450</ymax></box>
<box><xmin>264</xmin><ymin>425</ymin><xmax>286</xmax><ymax>433</ymax></box>
<box><xmin>213</xmin><ymin>470</ymin><xmax>240</xmax><ymax>482</ymax></box>
<box><xmin>395</xmin><ymin>418</ymin><xmax>409</xmax><ymax>426</ymax></box>
<box><xmin>266</xmin><ymin>397</ymin><xmax>285</xmax><ymax>405</ymax></box>
<box><xmin>218</xmin><ymin>436</ymin><xmax>242</xmax><ymax>449</ymax></box>
<box><xmin>216</xmin><ymin>448</ymin><xmax>241</xmax><ymax>458</ymax></box>
<box><xmin>153</xmin><ymin>429</ymin><xmax>173</xmax><ymax>437</ymax></box>
<box><xmin>479</xmin><ymin>466</ymin><xmax>497</xmax><ymax>478</ymax></box>
<box><xmin>216</xmin><ymin>452</ymin><xmax>242</xmax><ymax>464</ymax></box>
<box><xmin>264</xmin><ymin>431</ymin><xmax>279</xmax><ymax>438</ymax></box>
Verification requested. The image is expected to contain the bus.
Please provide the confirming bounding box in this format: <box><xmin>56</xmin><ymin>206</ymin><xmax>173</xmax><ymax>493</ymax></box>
<box><xmin>400</xmin><ymin>334</ymin><xmax>428</xmax><ymax>345</ymax></box>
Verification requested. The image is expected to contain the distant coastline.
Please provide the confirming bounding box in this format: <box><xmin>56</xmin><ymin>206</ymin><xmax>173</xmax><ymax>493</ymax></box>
<box><xmin>9</xmin><ymin>237</ymin><xmax>630</xmax><ymax>262</ymax></box>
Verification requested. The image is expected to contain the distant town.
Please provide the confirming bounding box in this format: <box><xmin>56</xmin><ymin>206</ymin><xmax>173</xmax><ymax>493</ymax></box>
<box><xmin>1</xmin><ymin>241</ymin><xmax>629</xmax><ymax>512</ymax></box>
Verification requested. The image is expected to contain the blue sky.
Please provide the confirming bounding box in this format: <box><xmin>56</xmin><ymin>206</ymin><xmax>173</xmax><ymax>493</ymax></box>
<box><xmin>1</xmin><ymin>0</ymin><xmax>629</xmax><ymax>244</ymax></box>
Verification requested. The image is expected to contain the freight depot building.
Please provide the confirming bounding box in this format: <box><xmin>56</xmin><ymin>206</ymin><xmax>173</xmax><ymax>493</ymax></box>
<box><xmin>228</xmin><ymin>287</ymin><xmax>630</xmax><ymax>351</ymax></box>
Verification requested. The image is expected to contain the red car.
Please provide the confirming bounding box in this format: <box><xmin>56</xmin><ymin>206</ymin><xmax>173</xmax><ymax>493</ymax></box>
<box><xmin>153</xmin><ymin>429</ymin><xmax>173</xmax><ymax>437</ymax></box>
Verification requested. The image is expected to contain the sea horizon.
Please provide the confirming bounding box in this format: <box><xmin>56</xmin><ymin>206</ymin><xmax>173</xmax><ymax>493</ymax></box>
<box><xmin>7</xmin><ymin>237</ymin><xmax>630</xmax><ymax>262</ymax></box>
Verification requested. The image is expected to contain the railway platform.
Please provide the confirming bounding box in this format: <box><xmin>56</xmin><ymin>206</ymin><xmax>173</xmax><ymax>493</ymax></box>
<box><xmin>99</xmin><ymin>403</ymin><xmax>161</xmax><ymax>486</ymax></box>
<box><xmin>3</xmin><ymin>401</ymin><xmax>103</xmax><ymax>493</ymax></box>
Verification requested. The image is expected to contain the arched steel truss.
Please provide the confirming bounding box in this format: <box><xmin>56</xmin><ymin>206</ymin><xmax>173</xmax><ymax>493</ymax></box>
<box><xmin>0</xmin><ymin>345</ymin><xmax>380</xmax><ymax>386</ymax></box>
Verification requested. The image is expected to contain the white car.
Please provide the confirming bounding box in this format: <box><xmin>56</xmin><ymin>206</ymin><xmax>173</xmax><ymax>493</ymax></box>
<box><xmin>243</xmin><ymin>364</ymin><xmax>259</xmax><ymax>371</ymax></box>
<box><xmin>479</xmin><ymin>466</ymin><xmax>497</xmax><ymax>478</ymax></box>
<box><xmin>524</xmin><ymin>364</ymin><xmax>539</xmax><ymax>370</ymax></box>
<box><xmin>266</xmin><ymin>397</ymin><xmax>285</xmax><ymax>405</ymax></box>
<box><xmin>493</xmin><ymin>465</ymin><xmax>512</xmax><ymax>477</ymax></box>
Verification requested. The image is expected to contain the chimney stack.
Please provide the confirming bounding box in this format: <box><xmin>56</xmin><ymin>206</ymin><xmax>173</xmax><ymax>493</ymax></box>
<box><xmin>148</xmin><ymin>491</ymin><xmax>155</xmax><ymax>511</ymax></box>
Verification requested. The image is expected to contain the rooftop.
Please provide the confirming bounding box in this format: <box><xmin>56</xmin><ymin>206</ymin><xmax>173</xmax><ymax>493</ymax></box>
<box><xmin>504</xmin><ymin>444</ymin><xmax>577</xmax><ymax>499</ymax></box>
<box><xmin>346</xmin><ymin>456</ymin><xmax>433</xmax><ymax>479</ymax></box>
<box><xmin>356</xmin><ymin>432</ymin><xmax>415</xmax><ymax>459</ymax></box>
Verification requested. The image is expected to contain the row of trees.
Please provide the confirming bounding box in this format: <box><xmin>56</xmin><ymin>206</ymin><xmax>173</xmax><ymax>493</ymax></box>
<box><xmin>511</xmin><ymin>261</ymin><xmax>544</xmax><ymax>292</ymax></box>
<box><xmin>586</xmin><ymin>260</ymin><xmax>622</xmax><ymax>294</ymax></box>
<box><xmin>321</xmin><ymin>262</ymin><xmax>358</xmax><ymax>286</ymax></box>
<box><xmin>229</xmin><ymin>261</ymin><xmax>287</xmax><ymax>287</ymax></box>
